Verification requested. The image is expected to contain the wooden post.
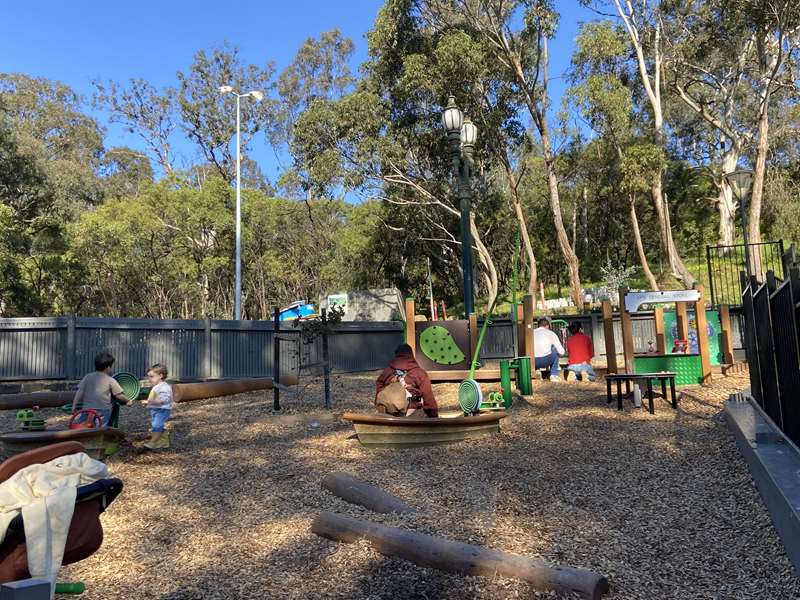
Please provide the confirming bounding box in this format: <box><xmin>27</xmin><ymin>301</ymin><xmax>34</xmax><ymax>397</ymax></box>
<box><xmin>718</xmin><ymin>305</ymin><xmax>735</xmax><ymax>365</ymax></box>
<box><xmin>468</xmin><ymin>312</ymin><xmax>478</xmax><ymax>365</ymax></box>
<box><xmin>619</xmin><ymin>288</ymin><xmax>635</xmax><ymax>373</ymax></box>
<box><xmin>516</xmin><ymin>304</ymin><xmax>525</xmax><ymax>356</ymax></box>
<box><xmin>404</xmin><ymin>298</ymin><xmax>416</xmax><ymax>355</ymax></box>
<box><xmin>601</xmin><ymin>301</ymin><xmax>617</xmax><ymax>374</ymax></box>
<box><xmin>675</xmin><ymin>302</ymin><xmax>689</xmax><ymax>341</ymax></box>
<box><xmin>694</xmin><ymin>285</ymin><xmax>712</xmax><ymax>383</ymax></box>
<box><xmin>653</xmin><ymin>307</ymin><xmax>666</xmax><ymax>354</ymax></box>
<box><xmin>522</xmin><ymin>294</ymin><xmax>534</xmax><ymax>359</ymax></box>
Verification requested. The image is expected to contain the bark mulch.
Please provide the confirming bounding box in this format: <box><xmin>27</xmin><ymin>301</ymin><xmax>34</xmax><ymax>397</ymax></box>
<box><xmin>3</xmin><ymin>371</ymin><xmax>795</xmax><ymax>599</ymax></box>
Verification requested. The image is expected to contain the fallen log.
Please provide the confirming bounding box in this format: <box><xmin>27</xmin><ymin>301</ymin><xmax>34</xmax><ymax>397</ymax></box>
<box><xmin>0</xmin><ymin>375</ymin><xmax>300</xmax><ymax>410</ymax></box>
<box><xmin>321</xmin><ymin>473</ymin><xmax>417</xmax><ymax>514</ymax></box>
<box><xmin>0</xmin><ymin>390</ymin><xmax>78</xmax><ymax>411</ymax></box>
<box><xmin>172</xmin><ymin>375</ymin><xmax>298</xmax><ymax>402</ymax></box>
<box><xmin>311</xmin><ymin>512</ymin><xmax>609</xmax><ymax>600</ymax></box>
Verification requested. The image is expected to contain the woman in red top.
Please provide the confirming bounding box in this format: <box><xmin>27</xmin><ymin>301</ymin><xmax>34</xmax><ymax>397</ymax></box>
<box><xmin>565</xmin><ymin>322</ymin><xmax>596</xmax><ymax>381</ymax></box>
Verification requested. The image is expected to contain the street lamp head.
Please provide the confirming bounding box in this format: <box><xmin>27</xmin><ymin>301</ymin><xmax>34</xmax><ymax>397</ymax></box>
<box><xmin>724</xmin><ymin>169</ymin><xmax>754</xmax><ymax>202</ymax></box>
<box><xmin>219</xmin><ymin>85</ymin><xmax>234</xmax><ymax>94</ymax></box>
<box><xmin>248</xmin><ymin>90</ymin><xmax>265</xmax><ymax>102</ymax></box>
<box><xmin>460</xmin><ymin>117</ymin><xmax>477</xmax><ymax>147</ymax></box>
<box><xmin>442</xmin><ymin>95</ymin><xmax>463</xmax><ymax>134</ymax></box>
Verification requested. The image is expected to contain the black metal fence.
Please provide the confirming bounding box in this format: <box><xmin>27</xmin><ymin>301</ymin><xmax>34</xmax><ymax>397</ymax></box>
<box><xmin>741</xmin><ymin>252</ymin><xmax>800</xmax><ymax>446</ymax></box>
<box><xmin>707</xmin><ymin>241</ymin><xmax>784</xmax><ymax>306</ymax></box>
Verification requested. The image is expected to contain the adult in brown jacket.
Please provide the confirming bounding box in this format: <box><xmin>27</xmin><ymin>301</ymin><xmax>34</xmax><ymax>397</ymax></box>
<box><xmin>375</xmin><ymin>344</ymin><xmax>439</xmax><ymax>417</ymax></box>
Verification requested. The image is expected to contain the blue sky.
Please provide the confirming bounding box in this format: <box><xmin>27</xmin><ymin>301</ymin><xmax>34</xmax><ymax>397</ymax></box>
<box><xmin>1</xmin><ymin>0</ymin><xmax>597</xmax><ymax>185</ymax></box>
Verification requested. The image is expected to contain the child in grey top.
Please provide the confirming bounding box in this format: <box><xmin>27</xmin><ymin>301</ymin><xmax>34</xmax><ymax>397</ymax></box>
<box><xmin>72</xmin><ymin>351</ymin><xmax>130</xmax><ymax>425</ymax></box>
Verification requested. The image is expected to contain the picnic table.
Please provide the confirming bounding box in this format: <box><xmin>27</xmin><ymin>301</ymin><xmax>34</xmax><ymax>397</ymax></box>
<box><xmin>605</xmin><ymin>372</ymin><xmax>677</xmax><ymax>415</ymax></box>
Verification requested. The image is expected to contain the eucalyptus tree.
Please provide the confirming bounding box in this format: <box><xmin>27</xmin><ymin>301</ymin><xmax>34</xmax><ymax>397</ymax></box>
<box><xmin>580</xmin><ymin>0</ymin><xmax>696</xmax><ymax>287</ymax></box>
<box><xmin>422</xmin><ymin>0</ymin><xmax>585</xmax><ymax>306</ymax></box>
<box><xmin>569</xmin><ymin>20</ymin><xmax>660</xmax><ymax>289</ymax></box>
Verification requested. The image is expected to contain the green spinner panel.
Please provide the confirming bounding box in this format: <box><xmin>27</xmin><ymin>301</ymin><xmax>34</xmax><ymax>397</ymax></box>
<box><xmin>419</xmin><ymin>326</ymin><xmax>467</xmax><ymax>365</ymax></box>
<box><xmin>634</xmin><ymin>354</ymin><xmax>703</xmax><ymax>386</ymax></box>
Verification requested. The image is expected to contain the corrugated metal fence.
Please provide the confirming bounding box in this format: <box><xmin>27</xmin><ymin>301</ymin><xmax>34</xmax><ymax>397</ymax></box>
<box><xmin>0</xmin><ymin>318</ymin><xmax>403</xmax><ymax>381</ymax></box>
<box><xmin>0</xmin><ymin>311</ymin><xmax>745</xmax><ymax>381</ymax></box>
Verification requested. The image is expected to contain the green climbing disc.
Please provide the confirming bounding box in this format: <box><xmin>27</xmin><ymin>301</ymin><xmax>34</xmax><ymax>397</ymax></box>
<box><xmin>112</xmin><ymin>372</ymin><xmax>141</xmax><ymax>402</ymax></box>
<box><xmin>458</xmin><ymin>379</ymin><xmax>482</xmax><ymax>414</ymax></box>
<box><xmin>419</xmin><ymin>326</ymin><xmax>467</xmax><ymax>365</ymax></box>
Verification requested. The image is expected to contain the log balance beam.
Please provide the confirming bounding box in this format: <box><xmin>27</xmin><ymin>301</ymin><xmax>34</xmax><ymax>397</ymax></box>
<box><xmin>311</xmin><ymin>511</ymin><xmax>610</xmax><ymax>600</ymax></box>
<box><xmin>0</xmin><ymin>375</ymin><xmax>298</xmax><ymax>410</ymax></box>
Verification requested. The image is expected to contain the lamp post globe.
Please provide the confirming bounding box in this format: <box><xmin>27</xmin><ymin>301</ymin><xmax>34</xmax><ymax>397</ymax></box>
<box><xmin>460</xmin><ymin>118</ymin><xmax>478</xmax><ymax>148</ymax></box>
<box><xmin>723</xmin><ymin>169</ymin><xmax>754</xmax><ymax>280</ymax></box>
<box><xmin>442</xmin><ymin>95</ymin><xmax>463</xmax><ymax>134</ymax></box>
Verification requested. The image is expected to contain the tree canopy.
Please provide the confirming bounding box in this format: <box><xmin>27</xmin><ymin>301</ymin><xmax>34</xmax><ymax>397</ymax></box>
<box><xmin>1</xmin><ymin>0</ymin><xmax>799</xmax><ymax>318</ymax></box>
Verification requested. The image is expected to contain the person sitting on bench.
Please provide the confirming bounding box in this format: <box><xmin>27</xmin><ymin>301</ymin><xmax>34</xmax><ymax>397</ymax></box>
<box><xmin>565</xmin><ymin>322</ymin><xmax>596</xmax><ymax>381</ymax></box>
<box><xmin>375</xmin><ymin>344</ymin><xmax>439</xmax><ymax>417</ymax></box>
<box><xmin>533</xmin><ymin>318</ymin><xmax>564</xmax><ymax>380</ymax></box>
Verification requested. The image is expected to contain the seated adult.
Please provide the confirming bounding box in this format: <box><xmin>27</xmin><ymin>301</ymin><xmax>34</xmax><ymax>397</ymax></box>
<box><xmin>565</xmin><ymin>322</ymin><xmax>596</xmax><ymax>381</ymax></box>
<box><xmin>533</xmin><ymin>317</ymin><xmax>564</xmax><ymax>380</ymax></box>
<box><xmin>375</xmin><ymin>344</ymin><xmax>439</xmax><ymax>417</ymax></box>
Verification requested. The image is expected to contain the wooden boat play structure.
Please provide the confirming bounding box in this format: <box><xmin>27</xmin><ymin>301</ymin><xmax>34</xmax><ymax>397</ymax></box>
<box><xmin>342</xmin><ymin>411</ymin><xmax>506</xmax><ymax>448</ymax></box>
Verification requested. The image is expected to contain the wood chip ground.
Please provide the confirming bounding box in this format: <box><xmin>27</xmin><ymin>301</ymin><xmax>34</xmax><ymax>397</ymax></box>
<box><xmin>3</xmin><ymin>372</ymin><xmax>797</xmax><ymax>599</ymax></box>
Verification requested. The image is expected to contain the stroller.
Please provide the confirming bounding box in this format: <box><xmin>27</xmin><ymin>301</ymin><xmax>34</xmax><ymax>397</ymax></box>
<box><xmin>0</xmin><ymin>441</ymin><xmax>123</xmax><ymax>583</ymax></box>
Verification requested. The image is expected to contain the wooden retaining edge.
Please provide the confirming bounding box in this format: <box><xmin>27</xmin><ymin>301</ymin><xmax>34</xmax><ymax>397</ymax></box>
<box><xmin>174</xmin><ymin>375</ymin><xmax>298</xmax><ymax>402</ymax></box>
<box><xmin>0</xmin><ymin>375</ymin><xmax>300</xmax><ymax>410</ymax></box>
<box><xmin>321</xmin><ymin>472</ymin><xmax>417</xmax><ymax>514</ymax></box>
<box><xmin>311</xmin><ymin>512</ymin><xmax>610</xmax><ymax>600</ymax></box>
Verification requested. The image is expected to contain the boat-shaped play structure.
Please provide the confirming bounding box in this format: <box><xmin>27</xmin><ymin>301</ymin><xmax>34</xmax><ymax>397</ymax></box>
<box><xmin>342</xmin><ymin>411</ymin><xmax>506</xmax><ymax>448</ymax></box>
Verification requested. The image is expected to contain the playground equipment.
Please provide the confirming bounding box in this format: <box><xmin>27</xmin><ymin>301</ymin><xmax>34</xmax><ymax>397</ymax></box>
<box><xmin>342</xmin><ymin>411</ymin><xmax>506</xmax><ymax>448</ymax></box>
<box><xmin>15</xmin><ymin>408</ymin><xmax>45</xmax><ymax>431</ymax></box>
<box><xmin>0</xmin><ymin>442</ymin><xmax>123</xmax><ymax>585</ymax></box>
<box><xmin>457</xmin><ymin>297</ymin><xmax>500</xmax><ymax>414</ymax></box>
<box><xmin>404</xmin><ymin>295</ymin><xmax>538</xmax><ymax>392</ymax></box>
<box><xmin>604</xmin><ymin>286</ymin><xmax>729</xmax><ymax>386</ymax></box>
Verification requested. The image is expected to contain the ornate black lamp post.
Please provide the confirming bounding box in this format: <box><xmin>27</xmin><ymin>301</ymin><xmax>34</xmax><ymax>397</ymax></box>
<box><xmin>442</xmin><ymin>96</ymin><xmax>479</xmax><ymax>316</ymax></box>
<box><xmin>724</xmin><ymin>169</ymin><xmax>754</xmax><ymax>279</ymax></box>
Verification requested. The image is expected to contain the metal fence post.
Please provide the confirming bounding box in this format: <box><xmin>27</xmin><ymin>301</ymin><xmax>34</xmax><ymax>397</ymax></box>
<box><xmin>273</xmin><ymin>307</ymin><xmax>280</xmax><ymax>411</ymax></box>
<box><xmin>203</xmin><ymin>318</ymin><xmax>212</xmax><ymax>380</ymax></box>
<box><xmin>65</xmin><ymin>315</ymin><xmax>76</xmax><ymax>380</ymax></box>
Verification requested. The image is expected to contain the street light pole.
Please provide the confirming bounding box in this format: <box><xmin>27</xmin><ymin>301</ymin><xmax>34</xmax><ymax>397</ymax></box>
<box><xmin>442</xmin><ymin>96</ymin><xmax>478</xmax><ymax>317</ymax></box>
<box><xmin>234</xmin><ymin>92</ymin><xmax>242</xmax><ymax>320</ymax></box>
<box><xmin>219</xmin><ymin>85</ymin><xmax>264</xmax><ymax>320</ymax></box>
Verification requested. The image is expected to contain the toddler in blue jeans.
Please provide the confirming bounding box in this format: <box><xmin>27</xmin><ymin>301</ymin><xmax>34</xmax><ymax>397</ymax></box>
<box><xmin>142</xmin><ymin>363</ymin><xmax>173</xmax><ymax>450</ymax></box>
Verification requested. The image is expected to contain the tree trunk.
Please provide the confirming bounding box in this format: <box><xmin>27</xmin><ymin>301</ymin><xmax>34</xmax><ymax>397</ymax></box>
<box><xmin>651</xmin><ymin>179</ymin><xmax>695</xmax><ymax>287</ymax></box>
<box><xmin>629</xmin><ymin>194</ymin><xmax>659</xmax><ymax>290</ymax></box>
<box><xmin>614</xmin><ymin>5</ymin><xmax>695</xmax><ymax>288</ymax></box>
<box><xmin>542</xmin><ymin>142</ymin><xmax>582</xmax><ymax>307</ymax></box>
<box><xmin>470</xmin><ymin>213</ymin><xmax>499</xmax><ymax>304</ymax></box>
<box><xmin>311</xmin><ymin>512</ymin><xmax>610</xmax><ymax>600</ymax></box>
<box><xmin>510</xmin><ymin>187</ymin><xmax>537</xmax><ymax>296</ymax></box>
<box><xmin>538</xmin><ymin>38</ymin><xmax>582</xmax><ymax>308</ymax></box>
<box><xmin>717</xmin><ymin>146</ymin><xmax>739</xmax><ymax>249</ymax></box>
